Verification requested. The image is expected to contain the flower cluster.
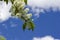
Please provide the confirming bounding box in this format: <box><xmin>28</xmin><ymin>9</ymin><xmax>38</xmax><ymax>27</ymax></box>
<box><xmin>0</xmin><ymin>0</ymin><xmax>34</xmax><ymax>31</ymax></box>
<box><xmin>11</xmin><ymin>0</ymin><xmax>32</xmax><ymax>21</ymax></box>
<box><xmin>14</xmin><ymin>0</ymin><xmax>25</xmax><ymax>9</ymax></box>
<box><xmin>10</xmin><ymin>0</ymin><xmax>34</xmax><ymax>31</ymax></box>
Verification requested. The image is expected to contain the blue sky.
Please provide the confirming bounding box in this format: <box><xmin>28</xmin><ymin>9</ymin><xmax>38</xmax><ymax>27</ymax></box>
<box><xmin>0</xmin><ymin>8</ymin><xmax>60</xmax><ymax>40</ymax></box>
<box><xmin>0</xmin><ymin>0</ymin><xmax>60</xmax><ymax>40</ymax></box>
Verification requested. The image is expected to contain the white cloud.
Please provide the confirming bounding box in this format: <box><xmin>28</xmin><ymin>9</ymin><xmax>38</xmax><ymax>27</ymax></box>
<box><xmin>28</xmin><ymin>0</ymin><xmax>60</xmax><ymax>8</ymax></box>
<box><xmin>0</xmin><ymin>0</ymin><xmax>60</xmax><ymax>22</ymax></box>
<box><xmin>33</xmin><ymin>36</ymin><xmax>60</xmax><ymax>40</ymax></box>
<box><xmin>28</xmin><ymin>0</ymin><xmax>60</xmax><ymax>17</ymax></box>
<box><xmin>0</xmin><ymin>1</ymin><xmax>12</xmax><ymax>22</ymax></box>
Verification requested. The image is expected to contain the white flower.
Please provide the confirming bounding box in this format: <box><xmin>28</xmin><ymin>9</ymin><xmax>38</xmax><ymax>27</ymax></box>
<box><xmin>25</xmin><ymin>8</ymin><xmax>30</xmax><ymax>11</ymax></box>
<box><xmin>16</xmin><ymin>13</ymin><xmax>21</xmax><ymax>17</ymax></box>
<box><xmin>14</xmin><ymin>0</ymin><xmax>25</xmax><ymax>9</ymax></box>
<box><xmin>18</xmin><ymin>2</ymin><xmax>25</xmax><ymax>9</ymax></box>
<box><xmin>14</xmin><ymin>0</ymin><xmax>25</xmax><ymax>6</ymax></box>
<box><xmin>26</xmin><ymin>13</ymin><xmax>32</xmax><ymax>18</ymax></box>
<box><xmin>24</xmin><ymin>8</ymin><xmax>30</xmax><ymax>13</ymax></box>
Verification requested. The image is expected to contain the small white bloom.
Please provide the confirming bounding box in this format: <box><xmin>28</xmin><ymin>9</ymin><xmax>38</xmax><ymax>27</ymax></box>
<box><xmin>24</xmin><ymin>8</ymin><xmax>30</xmax><ymax>13</ymax></box>
<box><xmin>26</xmin><ymin>13</ymin><xmax>32</xmax><ymax>18</ymax></box>
<box><xmin>16</xmin><ymin>13</ymin><xmax>21</xmax><ymax>17</ymax></box>
<box><xmin>25</xmin><ymin>8</ymin><xmax>30</xmax><ymax>11</ymax></box>
<box><xmin>18</xmin><ymin>2</ymin><xmax>25</xmax><ymax>9</ymax></box>
<box><xmin>16</xmin><ymin>13</ymin><xmax>20</xmax><ymax>16</ymax></box>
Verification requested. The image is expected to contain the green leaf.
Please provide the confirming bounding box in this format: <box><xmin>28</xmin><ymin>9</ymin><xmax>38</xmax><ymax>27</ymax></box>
<box><xmin>0</xmin><ymin>36</ymin><xmax>6</xmax><ymax>40</ymax></box>
<box><xmin>22</xmin><ymin>22</ymin><xmax>27</xmax><ymax>31</ymax></box>
<box><xmin>29</xmin><ymin>21</ymin><xmax>35</xmax><ymax>31</ymax></box>
<box><xmin>24</xmin><ymin>0</ymin><xmax>27</xmax><ymax>5</ymax></box>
